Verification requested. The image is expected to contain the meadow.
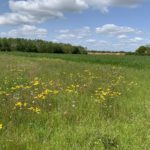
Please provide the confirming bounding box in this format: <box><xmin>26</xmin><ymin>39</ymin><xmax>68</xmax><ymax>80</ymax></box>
<box><xmin>0</xmin><ymin>52</ymin><xmax>149</xmax><ymax>150</ymax></box>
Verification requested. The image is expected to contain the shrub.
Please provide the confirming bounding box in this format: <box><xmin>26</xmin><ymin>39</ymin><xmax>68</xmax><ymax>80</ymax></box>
<box><xmin>136</xmin><ymin>46</ymin><xmax>150</xmax><ymax>55</ymax></box>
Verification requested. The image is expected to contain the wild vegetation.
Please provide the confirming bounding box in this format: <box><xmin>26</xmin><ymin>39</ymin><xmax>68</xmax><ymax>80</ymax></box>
<box><xmin>135</xmin><ymin>45</ymin><xmax>150</xmax><ymax>55</ymax></box>
<box><xmin>0</xmin><ymin>52</ymin><xmax>149</xmax><ymax>149</ymax></box>
<box><xmin>0</xmin><ymin>38</ymin><xmax>87</xmax><ymax>54</ymax></box>
<box><xmin>88</xmin><ymin>46</ymin><xmax>150</xmax><ymax>56</ymax></box>
<box><xmin>1</xmin><ymin>38</ymin><xmax>150</xmax><ymax>56</ymax></box>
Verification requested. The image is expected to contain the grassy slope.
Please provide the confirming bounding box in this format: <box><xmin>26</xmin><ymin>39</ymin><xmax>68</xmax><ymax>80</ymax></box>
<box><xmin>0</xmin><ymin>52</ymin><xmax>149</xmax><ymax>150</ymax></box>
<box><xmin>3</xmin><ymin>51</ymin><xmax>150</xmax><ymax>69</ymax></box>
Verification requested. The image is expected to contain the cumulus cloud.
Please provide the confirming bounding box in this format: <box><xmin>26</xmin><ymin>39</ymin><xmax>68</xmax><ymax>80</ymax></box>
<box><xmin>109</xmin><ymin>0</ymin><xmax>144</xmax><ymax>7</ymax></box>
<box><xmin>117</xmin><ymin>35</ymin><xmax>128</xmax><ymax>39</ymax></box>
<box><xmin>56</xmin><ymin>26</ymin><xmax>91</xmax><ymax>40</ymax></box>
<box><xmin>0</xmin><ymin>0</ymin><xmax>87</xmax><ymax>25</ymax></box>
<box><xmin>0</xmin><ymin>25</ymin><xmax>48</xmax><ymax>39</ymax></box>
<box><xmin>86</xmin><ymin>0</ymin><xmax>144</xmax><ymax>12</ymax></box>
<box><xmin>117</xmin><ymin>36</ymin><xmax>145</xmax><ymax>43</ymax></box>
<box><xmin>129</xmin><ymin>37</ymin><xmax>144</xmax><ymax>43</ymax></box>
<box><xmin>53</xmin><ymin>25</ymin><xmax>146</xmax><ymax>51</ymax></box>
<box><xmin>86</xmin><ymin>39</ymin><xmax>108</xmax><ymax>44</ymax></box>
<box><xmin>96</xmin><ymin>24</ymin><xmax>142</xmax><ymax>35</ymax></box>
<box><xmin>86</xmin><ymin>39</ymin><xmax>97</xmax><ymax>43</ymax></box>
<box><xmin>0</xmin><ymin>0</ymin><xmax>144</xmax><ymax>25</ymax></box>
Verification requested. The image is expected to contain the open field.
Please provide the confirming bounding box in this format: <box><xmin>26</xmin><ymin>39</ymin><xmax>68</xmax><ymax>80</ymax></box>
<box><xmin>0</xmin><ymin>52</ymin><xmax>150</xmax><ymax>150</ymax></box>
<box><xmin>88</xmin><ymin>52</ymin><xmax>126</xmax><ymax>56</ymax></box>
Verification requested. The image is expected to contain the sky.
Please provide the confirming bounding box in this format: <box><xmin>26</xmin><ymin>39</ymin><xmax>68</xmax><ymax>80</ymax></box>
<box><xmin>0</xmin><ymin>0</ymin><xmax>150</xmax><ymax>51</ymax></box>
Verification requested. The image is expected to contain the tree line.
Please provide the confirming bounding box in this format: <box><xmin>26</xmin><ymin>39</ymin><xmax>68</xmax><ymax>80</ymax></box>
<box><xmin>0</xmin><ymin>38</ymin><xmax>87</xmax><ymax>54</ymax></box>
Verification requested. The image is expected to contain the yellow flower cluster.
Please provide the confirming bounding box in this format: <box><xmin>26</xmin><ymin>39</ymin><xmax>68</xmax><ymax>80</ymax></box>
<box><xmin>0</xmin><ymin>69</ymin><xmax>137</xmax><ymax>123</ymax></box>
<box><xmin>31</xmin><ymin>77</ymin><xmax>40</xmax><ymax>86</ymax></box>
<box><xmin>95</xmin><ymin>87</ymin><xmax>121</xmax><ymax>103</ymax></box>
<box><xmin>0</xmin><ymin>123</ymin><xmax>3</xmax><ymax>129</ymax></box>
<box><xmin>14</xmin><ymin>101</ymin><xmax>41</xmax><ymax>114</ymax></box>
<box><xmin>65</xmin><ymin>84</ymin><xmax>79</xmax><ymax>94</ymax></box>
<box><xmin>28</xmin><ymin>107</ymin><xmax>41</xmax><ymax>114</ymax></box>
<box><xmin>33</xmin><ymin>81</ymin><xmax>39</xmax><ymax>86</ymax></box>
<box><xmin>11</xmin><ymin>85</ymin><xmax>24</xmax><ymax>91</ymax></box>
<box><xmin>15</xmin><ymin>102</ymin><xmax>27</xmax><ymax>107</ymax></box>
<box><xmin>34</xmin><ymin>89</ymin><xmax>59</xmax><ymax>100</ymax></box>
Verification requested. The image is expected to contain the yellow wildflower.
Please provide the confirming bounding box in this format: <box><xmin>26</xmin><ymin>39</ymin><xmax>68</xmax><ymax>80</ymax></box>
<box><xmin>24</xmin><ymin>86</ymin><xmax>31</xmax><ymax>89</ymax></box>
<box><xmin>35</xmin><ymin>107</ymin><xmax>41</xmax><ymax>114</ymax></box>
<box><xmin>28</xmin><ymin>107</ymin><xmax>41</xmax><ymax>114</ymax></box>
<box><xmin>33</xmin><ymin>81</ymin><xmax>39</xmax><ymax>86</ymax></box>
<box><xmin>65</xmin><ymin>89</ymin><xmax>73</xmax><ymax>93</ymax></box>
<box><xmin>28</xmin><ymin>107</ymin><xmax>34</xmax><ymax>111</ymax></box>
<box><xmin>43</xmin><ymin>89</ymin><xmax>51</xmax><ymax>95</ymax></box>
<box><xmin>24</xmin><ymin>102</ymin><xmax>27</xmax><ymax>107</ymax></box>
<box><xmin>53</xmin><ymin>90</ymin><xmax>59</xmax><ymax>95</ymax></box>
<box><xmin>15</xmin><ymin>102</ymin><xmax>22</xmax><ymax>107</ymax></box>
<box><xmin>0</xmin><ymin>123</ymin><xmax>3</xmax><ymax>129</ymax></box>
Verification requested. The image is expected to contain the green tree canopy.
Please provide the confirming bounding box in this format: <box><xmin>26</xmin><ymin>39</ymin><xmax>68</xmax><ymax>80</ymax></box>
<box><xmin>0</xmin><ymin>38</ymin><xmax>87</xmax><ymax>54</ymax></box>
<box><xmin>136</xmin><ymin>45</ymin><xmax>150</xmax><ymax>55</ymax></box>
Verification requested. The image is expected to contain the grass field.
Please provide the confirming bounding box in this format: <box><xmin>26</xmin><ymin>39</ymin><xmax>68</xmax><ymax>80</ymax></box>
<box><xmin>0</xmin><ymin>52</ymin><xmax>149</xmax><ymax>150</ymax></box>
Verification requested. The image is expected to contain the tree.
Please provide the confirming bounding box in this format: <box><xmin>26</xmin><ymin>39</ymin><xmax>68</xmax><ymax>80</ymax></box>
<box><xmin>136</xmin><ymin>46</ymin><xmax>150</xmax><ymax>55</ymax></box>
<box><xmin>0</xmin><ymin>38</ymin><xmax>87</xmax><ymax>54</ymax></box>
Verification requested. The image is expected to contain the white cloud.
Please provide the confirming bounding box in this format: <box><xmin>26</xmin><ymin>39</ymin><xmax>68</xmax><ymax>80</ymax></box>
<box><xmin>0</xmin><ymin>0</ymin><xmax>87</xmax><ymax>25</ymax></box>
<box><xmin>86</xmin><ymin>39</ymin><xmax>97</xmax><ymax>43</ymax></box>
<box><xmin>86</xmin><ymin>39</ymin><xmax>108</xmax><ymax>44</ymax></box>
<box><xmin>56</xmin><ymin>26</ymin><xmax>91</xmax><ymax>40</ymax></box>
<box><xmin>109</xmin><ymin>0</ymin><xmax>144</xmax><ymax>7</ymax></box>
<box><xmin>96</xmin><ymin>24</ymin><xmax>142</xmax><ymax>35</ymax></box>
<box><xmin>0</xmin><ymin>25</ymin><xmax>48</xmax><ymax>39</ymax></box>
<box><xmin>0</xmin><ymin>0</ymin><xmax>144</xmax><ymax>25</ymax></box>
<box><xmin>53</xmin><ymin>25</ymin><xmax>146</xmax><ymax>51</ymax></box>
<box><xmin>57</xmin><ymin>34</ymin><xmax>76</xmax><ymax>39</ymax></box>
<box><xmin>86</xmin><ymin>0</ymin><xmax>144</xmax><ymax>12</ymax></box>
<box><xmin>117</xmin><ymin>35</ymin><xmax>128</xmax><ymax>39</ymax></box>
<box><xmin>59</xmin><ymin>29</ymin><xmax>70</xmax><ymax>33</ymax></box>
<box><xmin>129</xmin><ymin>37</ymin><xmax>144</xmax><ymax>43</ymax></box>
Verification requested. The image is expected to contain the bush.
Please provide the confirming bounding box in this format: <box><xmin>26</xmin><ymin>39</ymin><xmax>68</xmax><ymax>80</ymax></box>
<box><xmin>136</xmin><ymin>46</ymin><xmax>150</xmax><ymax>55</ymax></box>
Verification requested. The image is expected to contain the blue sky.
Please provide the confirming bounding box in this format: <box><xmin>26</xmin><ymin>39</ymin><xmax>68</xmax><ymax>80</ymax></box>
<box><xmin>0</xmin><ymin>0</ymin><xmax>149</xmax><ymax>51</ymax></box>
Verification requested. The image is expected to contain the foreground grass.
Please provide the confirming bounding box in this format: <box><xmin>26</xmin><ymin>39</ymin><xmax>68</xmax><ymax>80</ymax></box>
<box><xmin>0</xmin><ymin>52</ymin><xmax>149</xmax><ymax>150</ymax></box>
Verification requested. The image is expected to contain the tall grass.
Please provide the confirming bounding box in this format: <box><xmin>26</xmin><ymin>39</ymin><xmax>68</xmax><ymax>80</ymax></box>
<box><xmin>0</xmin><ymin>52</ymin><xmax>149</xmax><ymax>150</ymax></box>
<box><xmin>3</xmin><ymin>51</ymin><xmax>150</xmax><ymax>69</ymax></box>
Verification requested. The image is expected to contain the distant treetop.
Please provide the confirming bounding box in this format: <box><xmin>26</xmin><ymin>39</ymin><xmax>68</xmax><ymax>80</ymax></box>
<box><xmin>136</xmin><ymin>45</ymin><xmax>150</xmax><ymax>55</ymax></box>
